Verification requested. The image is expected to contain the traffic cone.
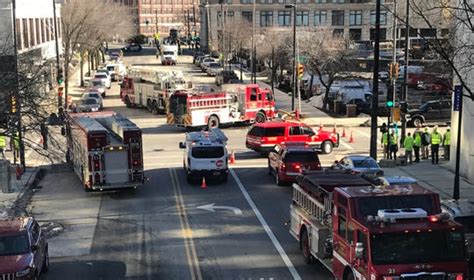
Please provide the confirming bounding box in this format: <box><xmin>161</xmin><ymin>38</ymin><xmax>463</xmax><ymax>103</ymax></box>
<box><xmin>201</xmin><ymin>177</ymin><xmax>207</xmax><ymax>189</ymax></box>
<box><xmin>349</xmin><ymin>131</ymin><xmax>355</xmax><ymax>143</ymax></box>
<box><xmin>319</xmin><ymin>121</ymin><xmax>323</xmax><ymax>131</ymax></box>
<box><xmin>332</xmin><ymin>123</ymin><xmax>337</xmax><ymax>134</ymax></box>
<box><xmin>342</xmin><ymin>127</ymin><xmax>346</xmax><ymax>138</ymax></box>
<box><xmin>229</xmin><ymin>150</ymin><xmax>235</xmax><ymax>165</ymax></box>
<box><xmin>15</xmin><ymin>165</ymin><xmax>22</xmax><ymax>180</ymax></box>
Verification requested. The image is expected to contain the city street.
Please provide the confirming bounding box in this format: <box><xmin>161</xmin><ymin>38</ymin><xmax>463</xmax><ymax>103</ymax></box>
<box><xmin>33</xmin><ymin>48</ymin><xmax>387</xmax><ymax>280</ymax></box>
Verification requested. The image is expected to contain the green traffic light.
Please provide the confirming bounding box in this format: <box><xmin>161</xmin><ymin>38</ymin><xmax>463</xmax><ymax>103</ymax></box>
<box><xmin>386</xmin><ymin>101</ymin><xmax>394</xmax><ymax>107</ymax></box>
<box><xmin>58</xmin><ymin>78</ymin><xmax>63</xmax><ymax>84</ymax></box>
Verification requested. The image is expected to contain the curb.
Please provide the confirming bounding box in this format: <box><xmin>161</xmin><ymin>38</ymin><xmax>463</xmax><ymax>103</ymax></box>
<box><xmin>6</xmin><ymin>167</ymin><xmax>44</xmax><ymax>217</ymax></box>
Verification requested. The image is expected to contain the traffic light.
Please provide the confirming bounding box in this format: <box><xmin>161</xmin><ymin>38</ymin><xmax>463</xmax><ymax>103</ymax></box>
<box><xmin>386</xmin><ymin>85</ymin><xmax>394</xmax><ymax>108</ymax></box>
<box><xmin>11</xmin><ymin>96</ymin><xmax>17</xmax><ymax>113</ymax></box>
<box><xmin>58</xmin><ymin>86</ymin><xmax>64</xmax><ymax>97</ymax></box>
<box><xmin>388</xmin><ymin>62</ymin><xmax>399</xmax><ymax>80</ymax></box>
<box><xmin>297</xmin><ymin>64</ymin><xmax>304</xmax><ymax>80</ymax></box>
<box><xmin>400</xmin><ymin>101</ymin><xmax>408</xmax><ymax>114</ymax></box>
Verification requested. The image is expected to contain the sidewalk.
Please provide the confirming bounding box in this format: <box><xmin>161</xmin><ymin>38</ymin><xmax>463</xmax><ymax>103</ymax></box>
<box><xmin>384</xmin><ymin>161</ymin><xmax>474</xmax><ymax>199</ymax></box>
<box><xmin>0</xmin><ymin>166</ymin><xmax>39</xmax><ymax>218</ymax></box>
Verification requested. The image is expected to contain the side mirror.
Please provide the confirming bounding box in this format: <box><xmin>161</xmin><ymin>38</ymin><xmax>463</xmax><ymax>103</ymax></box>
<box><xmin>179</xmin><ymin>142</ymin><xmax>186</xmax><ymax>149</ymax></box>
<box><xmin>355</xmin><ymin>242</ymin><xmax>364</xmax><ymax>259</ymax></box>
<box><xmin>31</xmin><ymin>244</ymin><xmax>39</xmax><ymax>252</ymax></box>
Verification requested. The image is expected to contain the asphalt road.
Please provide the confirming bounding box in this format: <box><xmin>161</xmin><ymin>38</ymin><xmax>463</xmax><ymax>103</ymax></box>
<box><xmin>36</xmin><ymin>47</ymin><xmax>386</xmax><ymax>280</ymax></box>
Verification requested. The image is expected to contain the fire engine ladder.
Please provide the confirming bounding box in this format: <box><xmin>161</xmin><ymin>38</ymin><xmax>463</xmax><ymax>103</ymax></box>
<box><xmin>292</xmin><ymin>183</ymin><xmax>331</xmax><ymax>226</ymax></box>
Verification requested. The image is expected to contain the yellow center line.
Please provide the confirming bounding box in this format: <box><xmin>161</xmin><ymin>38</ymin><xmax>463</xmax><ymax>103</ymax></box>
<box><xmin>169</xmin><ymin>168</ymin><xmax>203</xmax><ymax>280</ymax></box>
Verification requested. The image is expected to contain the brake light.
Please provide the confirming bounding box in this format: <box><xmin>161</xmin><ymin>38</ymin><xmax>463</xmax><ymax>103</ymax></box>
<box><xmin>294</xmin><ymin>164</ymin><xmax>301</xmax><ymax>169</ymax></box>
<box><xmin>429</xmin><ymin>215</ymin><xmax>439</xmax><ymax>222</ymax></box>
<box><xmin>281</xmin><ymin>163</ymin><xmax>286</xmax><ymax>171</ymax></box>
<box><xmin>456</xmin><ymin>274</ymin><xmax>464</xmax><ymax>280</ymax></box>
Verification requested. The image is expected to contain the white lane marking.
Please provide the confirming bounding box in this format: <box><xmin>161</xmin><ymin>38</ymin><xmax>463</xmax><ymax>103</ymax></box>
<box><xmin>196</xmin><ymin>203</ymin><xmax>243</xmax><ymax>215</ymax></box>
<box><xmin>339</xmin><ymin>141</ymin><xmax>353</xmax><ymax>150</ymax></box>
<box><xmin>230</xmin><ymin>169</ymin><xmax>301</xmax><ymax>280</ymax></box>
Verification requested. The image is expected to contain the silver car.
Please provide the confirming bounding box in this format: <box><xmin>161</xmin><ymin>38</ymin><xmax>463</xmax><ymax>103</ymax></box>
<box><xmin>77</xmin><ymin>98</ymin><xmax>101</xmax><ymax>112</ymax></box>
<box><xmin>82</xmin><ymin>91</ymin><xmax>103</xmax><ymax>109</ymax></box>
<box><xmin>90</xmin><ymin>79</ymin><xmax>107</xmax><ymax>97</ymax></box>
<box><xmin>331</xmin><ymin>155</ymin><xmax>384</xmax><ymax>176</ymax></box>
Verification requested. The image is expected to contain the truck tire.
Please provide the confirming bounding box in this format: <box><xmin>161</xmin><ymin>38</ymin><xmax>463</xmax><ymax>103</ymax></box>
<box><xmin>321</xmin><ymin>141</ymin><xmax>333</xmax><ymax>154</ymax></box>
<box><xmin>152</xmin><ymin>102</ymin><xmax>159</xmax><ymax>115</ymax></box>
<box><xmin>255</xmin><ymin>112</ymin><xmax>266</xmax><ymax>123</ymax></box>
<box><xmin>146</xmin><ymin>100</ymin><xmax>153</xmax><ymax>112</ymax></box>
<box><xmin>345</xmin><ymin>271</ymin><xmax>355</xmax><ymax>280</ymax></box>
<box><xmin>412</xmin><ymin>116</ymin><xmax>423</xmax><ymax>127</ymax></box>
<box><xmin>300</xmin><ymin>229</ymin><xmax>313</xmax><ymax>264</ymax></box>
<box><xmin>208</xmin><ymin>115</ymin><xmax>220</xmax><ymax>129</ymax></box>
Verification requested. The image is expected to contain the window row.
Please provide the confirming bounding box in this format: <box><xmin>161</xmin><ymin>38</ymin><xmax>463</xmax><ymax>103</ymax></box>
<box><xmin>240</xmin><ymin>0</ymin><xmax>377</xmax><ymax>4</ymax></box>
<box><xmin>15</xmin><ymin>17</ymin><xmax>61</xmax><ymax>51</ymax></box>
<box><xmin>247</xmin><ymin>10</ymin><xmax>387</xmax><ymax>27</ymax></box>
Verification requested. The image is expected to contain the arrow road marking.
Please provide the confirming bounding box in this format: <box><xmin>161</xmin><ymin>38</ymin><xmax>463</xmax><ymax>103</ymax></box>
<box><xmin>196</xmin><ymin>203</ymin><xmax>243</xmax><ymax>215</ymax></box>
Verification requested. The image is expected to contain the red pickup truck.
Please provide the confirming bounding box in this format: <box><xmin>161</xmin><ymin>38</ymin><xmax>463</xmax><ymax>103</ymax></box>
<box><xmin>246</xmin><ymin>120</ymin><xmax>339</xmax><ymax>154</ymax></box>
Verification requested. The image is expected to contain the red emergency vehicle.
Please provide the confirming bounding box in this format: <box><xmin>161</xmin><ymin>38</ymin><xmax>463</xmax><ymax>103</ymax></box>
<box><xmin>65</xmin><ymin>111</ymin><xmax>145</xmax><ymax>191</ymax></box>
<box><xmin>167</xmin><ymin>84</ymin><xmax>275</xmax><ymax>129</ymax></box>
<box><xmin>290</xmin><ymin>171</ymin><xmax>469</xmax><ymax>280</ymax></box>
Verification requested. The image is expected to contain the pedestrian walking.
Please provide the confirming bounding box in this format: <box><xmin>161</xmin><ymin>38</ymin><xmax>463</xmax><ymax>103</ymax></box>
<box><xmin>431</xmin><ymin>126</ymin><xmax>442</xmax><ymax>164</ymax></box>
<box><xmin>381</xmin><ymin>131</ymin><xmax>389</xmax><ymax>159</ymax></box>
<box><xmin>0</xmin><ymin>133</ymin><xmax>6</xmax><ymax>159</ymax></box>
<box><xmin>389</xmin><ymin>130</ymin><xmax>398</xmax><ymax>160</ymax></box>
<box><xmin>404</xmin><ymin>132</ymin><xmax>414</xmax><ymax>164</ymax></box>
<box><xmin>380</xmin><ymin>123</ymin><xmax>388</xmax><ymax>134</ymax></box>
<box><xmin>443</xmin><ymin>127</ymin><xmax>451</xmax><ymax>160</ymax></box>
<box><xmin>421</xmin><ymin>127</ymin><xmax>430</xmax><ymax>159</ymax></box>
<box><xmin>413</xmin><ymin>130</ymin><xmax>422</xmax><ymax>163</ymax></box>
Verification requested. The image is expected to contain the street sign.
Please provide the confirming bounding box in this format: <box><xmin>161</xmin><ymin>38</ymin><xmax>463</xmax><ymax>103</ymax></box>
<box><xmin>298</xmin><ymin>55</ymin><xmax>307</xmax><ymax>63</ymax></box>
<box><xmin>453</xmin><ymin>85</ymin><xmax>463</xmax><ymax>111</ymax></box>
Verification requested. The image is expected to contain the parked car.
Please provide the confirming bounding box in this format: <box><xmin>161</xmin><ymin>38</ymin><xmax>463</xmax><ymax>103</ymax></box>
<box><xmin>406</xmin><ymin>99</ymin><xmax>452</xmax><ymax>127</ymax></box>
<box><xmin>81</xmin><ymin>91</ymin><xmax>103</xmax><ymax>109</ymax></box>
<box><xmin>206</xmin><ymin>62</ymin><xmax>223</xmax><ymax>76</ymax></box>
<box><xmin>77</xmin><ymin>98</ymin><xmax>101</xmax><ymax>112</ymax></box>
<box><xmin>93</xmin><ymin>72</ymin><xmax>111</xmax><ymax>89</ymax></box>
<box><xmin>268</xmin><ymin>142</ymin><xmax>321</xmax><ymax>186</ymax></box>
<box><xmin>0</xmin><ymin>217</ymin><xmax>49</xmax><ymax>280</ymax></box>
<box><xmin>95</xmin><ymin>68</ymin><xmax>112</xmax><ymax>82</ymax></box>
<box><xmin>216</xmin><ymin>70</ymin><xmax>239</xmax><ymax>85</ymax></box>
<box><xmin>105</xmin><ymin>63</ymin><xmax>126</xmax><ymax>81</ymax></box>
<box><xmin>89</xmin><ymin>79</ymin><xmax>107</xmax><ymax>97</ymax></box>
<box><xmin>331</xmin><ymin>155</ymin><xmax>384</xmax><ymax>176</ymax></box>
<box><xmin>109</xmin><ymin>51</ymin><xmax>122</xmax><ymax>61</ymax></box>
<box><xmin>200</xmin><ymin>58</ymin><xmax>216</xmax><ymax>70</ymax></box>
<box><xmin>121</xmin><ymin>43</ymin><xmax>142</xmax><ymax>52</ymax></box>
<box><xmin>246</xmin><ymin>121</ymin><xmax>339</xmax><ymax>154</ymax></box>
<box><xmin>195</xmin><ymin>55</ymin><xmax>209</xmax><ymax>66</ymax></box>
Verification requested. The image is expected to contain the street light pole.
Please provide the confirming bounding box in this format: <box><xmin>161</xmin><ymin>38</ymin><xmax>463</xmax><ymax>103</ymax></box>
<box><xmin>401</xmin><ymin>0</ymin><xmax>410</xmax><ymax>142</ymax></box>
<box><xmin>251</xmin><ymin>0</ymin><xmax>256</xmax><ymax>83</ymax></box>
<box><xmin>285</xmin><ymin>3</ymin><xmax>297</xmax><ymax>112</ymax></box>
<box><xmin>52</xmin><ymin>0</ymin><xmax>61</xmax><ymax>110</ymax></box>
<box><xmin>370</xmin><ymin>0</ymin><xmax>381</xmax><ymax>160</ymax></box>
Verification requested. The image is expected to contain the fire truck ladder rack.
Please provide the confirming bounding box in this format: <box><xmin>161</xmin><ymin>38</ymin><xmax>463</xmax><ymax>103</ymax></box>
<box><xmin>96</xmin><ymin>113</ymin><xmax>139</xmax><ymax>140</ymax></box>
<box><xmin>188</xmin><ymin>94</ymin><xmax>233</xmax><ymax>110</ymax></box>
<box><xmin>293</xmin><ymin>183</ymin><xmax>330</xmax><ymax>226</ymax></box>
<box><xmin>187</xmin><ymin>128</ymin><xmax>228</xmax><ymax>144</ymax></box>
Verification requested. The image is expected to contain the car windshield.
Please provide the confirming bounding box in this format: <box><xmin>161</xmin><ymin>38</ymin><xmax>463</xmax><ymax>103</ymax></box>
<box><xmin>82</xmin><ymin>99</ymin><xmax>97</xmax><ymax>105</ymax></box>
<box><xmin>0</xmin><ymin>234</ymin><xmax>29</xmax><ymax>256</ymax></box>
<box><xmin>191</xmin><ymin>147</ymin><xmax>224</xmax><ymax>158</ymax></box>
<box><xmin>92</xmin><ymin>80</ymin><xmax>103</xmax><ymax>86</ymax></box>
<box><xmin>106</xmin><ymin>66</ymin><xmax>115</xmax><ymax>71</ymax></box>
<box><xmin>86</xmin><ymin>93</ymin><xmax>100</xmax><ymax>99</ymax></box>
<box><xmin>164</xmin><ymin>51</ymin><xmax>174</xmax><ymax>55</ymax></box>
<box><xmin>285</xmin><ymin>151</ymin><xmax>319</xmax><ymax>163</ymax></box>
<box><xmin>352</xmin><ymin>158</ymin><xmax>378</xmax><ymax>168</ymax></box>
<box><xmin>371</xmin><ymin>230</ymin><xmax>466</xmax><ymax>265</ymax></box>
<box><xmin>209</xmin><ymin>63</ymin><xmax>220</xmax><ymax>68</ymax></box>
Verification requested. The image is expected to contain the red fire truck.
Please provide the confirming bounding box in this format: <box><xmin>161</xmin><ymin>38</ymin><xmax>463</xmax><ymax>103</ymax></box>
<box><xmin>120</xmin><ymin>67</ymin><xmax>188</xmax><ymax>114</ymax></box>
<box><xmin>290</xmin><ymin>170</ymin><xmax>469</xmax><ymax>280</ymax></box>
<box><xmin>65</xmin><ymin>111</ymin><xmax>145</xmax><ymax>191</ymax></box>
<box><xmin>167</xmin><ymin>84</ymin><xmax>275</xmax><ymax>129</ymax></box>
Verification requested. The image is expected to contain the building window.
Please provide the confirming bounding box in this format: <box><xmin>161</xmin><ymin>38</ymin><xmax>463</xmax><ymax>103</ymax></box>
<box><xmin>332</xmin><ymin>0</ymin><xmax>345</xmax><ymax>3</ymax></box>
<box><xmin>420</xmin><ymin>28</ymin><xmax>436</xmax><ymax>37</ymax></box>
<box><xmin>40</xmin><ymin>19</ymin><xmax>45</xmax><ymax>44</ymax></box>
<box><xmin>314</xmin><ymin>11</ymin><xmax>327</xmax><ymax>26</ymax></box>
<box><xmin>296</xmin><ymin>0</ymin><xmax>309</xmax><ymax>3</ymax></box>
<box><xmin>370</xmin><ymin>28</ymin><xmax>386</xmax><ymax>40</ymax></box>
<box><xmin>278</xmin><ymin>0</ymin><xmax>290</xmax><ymax>4</ymax></box>
<box><xmin>261</xmin><ymin>0</ymin><xmax>272</xmax><ymax>3</ymax></box>
<box><xmin>242</xmin><ymin>11</ymin><xmax>253</xmax><ymax>22</ymax></box>
<box><xmin>349</xmin><ymin>28</ymin><xmax>362</xmax><ymax>40</ymax></box>
<box><xmin>349</xmin><ymin>0</ymin><xmax>363</xmax><ymax>2</ymax></box>
<box><xmin>332</xmin><ymin>10</ymin><xmax>344</xmax><ymax>26</ymax></box>
<box><xmin>16</xmin><ymin>19</ymin><xmax>22</xmax><ymax>50</ymax></box>
<box><xmin>35</xmin><ymin>19</ymin><xmax>41</xmax><ymax>44</ymax></box>
<box><xmin>240</xmin><ymin>0</ymin><xmax>254</xmax><ymax>4</ymax></box>
<box><xmin>349</xmin><ymin>10</ymin><xmax>362</xmax><ymax>26</ymax></box>
<box><xmin>260</xmin><ymin>11</ymin><xmax>273</xmax><ymax>26</ymax></box>
<box><xmin>296</xmin><ymin>11</ymin><xmax>309</xmax><ymax>26</ymax></box>
<box><xmin>278</xmin><ymin>11</ymin><xmax>291</xmax><ymax>26</ymax></box>
<box><xmin>370</xmin><ymin>10</ymin><xmax>387</xmax><ymax>25</ymax></box>
<box><xmin>333</xmin><ymin>28</ymin><xmax>344</xmax><ymax>37</ymax></box>
<box><xmin>22</xmin><ymin>19</ymin><xmax>29</xmax><ymax>48</ymax></box>
<box><xmin>29</xmin><ymin>18</ymin><xmax>35</xmax><ymax>46</ymax></box>
<box><xmin>315</xmin><ymin>0</ymin><xmax>327</xmax><ymax>3</ymax></box>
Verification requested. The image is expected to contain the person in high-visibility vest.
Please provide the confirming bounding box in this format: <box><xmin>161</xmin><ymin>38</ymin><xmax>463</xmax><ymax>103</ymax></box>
<box><xmin>403</xmin><ymin>132</ymin><xmax>414</xmax><ymax>164</ymax></box>
<box><xmin>443</xmin><ymin>127</ymin><xmax>451</xmax><ymax>160</ymax></box>
<box><xmin>389</xmin><ymin>130</ymin><xmax>399</xmax><ymax>160</ymax></box>
<box><xmin>381</xmin><ymin>131</ymin><xmax>389</xmax><ymax>159</ymax></box>
<box><xmin>430</xmin><ymin>126</ymin><xmax>442</xmax><ymax>164</ymax></box>
<box><xmin>0</xmin><ymin>133</ymin><xmax>6</xmax><ymax>158</ymax></box>
<box><xmin>413</xmin><ymin>129</ymin><xmax>422</xmax><ymax>163</ymax></box>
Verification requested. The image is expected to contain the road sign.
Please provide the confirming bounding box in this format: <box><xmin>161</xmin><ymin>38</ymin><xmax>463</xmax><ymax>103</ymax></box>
<box><xmin>453</xmin><ymin>85</ymin><xmax>463</xmax><ymax>112</ymax></box>
<box><xmin>298</xmin><ymin>55</ymin><xmax>307</xmax><ymax>63</ymax></box>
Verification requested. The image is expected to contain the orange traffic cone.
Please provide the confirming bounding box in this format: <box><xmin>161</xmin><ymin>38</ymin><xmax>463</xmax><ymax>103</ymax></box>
<box><xmin>332</xmin><ymin>123</ymin><xmax>337</xmax><ymax>134</ymax></box>
<box><xmin>349</xmin><ymin>131</ymin><xmax>355</xmax><ymax>143</ymax></box>
<box><xmin>229</xmin><ymin>150</ymin><xmax>235</xmax><ymax>165</ymax></box>
<box><xmin>319</xmin><ymin>121</ymin><xmax>323</xmax><ymax>131</ymax></box>
<box><xmin>342</xmin><ymin>127</ymin><xmax>346</xmax><ymax>138</ymax></box>
<box><xmin>201</xmin><ymin>177</ymin><xmax>207</xmax><ymax>189</ymax></box>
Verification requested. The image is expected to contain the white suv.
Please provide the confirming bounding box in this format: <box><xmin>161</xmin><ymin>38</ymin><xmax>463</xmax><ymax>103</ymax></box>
<box><xmin>179</xmin><ymin>129</ymin><xmax>229</xmax><ymax>183</ymax></box>
<box><xmin>93</xmin><ymin>72</ymin><xmax>111</xmax><ymax>89</ymax></box>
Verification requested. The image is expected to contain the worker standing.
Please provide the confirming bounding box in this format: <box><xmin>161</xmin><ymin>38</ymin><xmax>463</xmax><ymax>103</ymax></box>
<box><xmin>389</xmin><ymin>130</ymin><xmax>398</xmax><ymax>160</ymax></box>
<box><xmin>443</xmin><ymin>127</ymin><xmax>451</xmax><ymax>160</ymax></box>
<box><xmin>0</xmin><ymin>132</ymin><xmax>6</xmax><ymax>159</ymax></box>
<box><xmin>421</xmin><ymin>127</ymin><xmax>430</xmax><ymax>159</ymax></box>
<box><xmin>430</xmin><ymin>126</ymin><xmax>442</xmax><ymax>164</ymax></box>
<box><xmin>404</xmin><ymin>132</ymin><xmax>414</xmax><ymax>164</ymax></box>
<box><xmin>413</xmin><ymin>130</ymin><xmax>422</xmax><ymax>163</ymax></box>
<box><xmin>381</xmin><ymin>131</ymin><xmax>389</xmax><ymax>159</ymax></box>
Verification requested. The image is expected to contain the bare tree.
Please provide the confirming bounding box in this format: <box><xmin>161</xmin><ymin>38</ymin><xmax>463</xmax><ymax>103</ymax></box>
<box><xmin>61</xmin><ymin>0</ymin><xmax>134</xmax><ymax>105</ymax></box>
<box><xmin>298</xmin><ymin>29</ymin><xmax>355</xmax><ymax>109</ymax></box>
<box><xmin>223</xmin><ymin>18</ymin><xmax>253</xmax><ymax>64</ymax></box>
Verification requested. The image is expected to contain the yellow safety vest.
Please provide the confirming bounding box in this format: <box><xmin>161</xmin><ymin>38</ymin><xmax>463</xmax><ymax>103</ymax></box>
<box><xmin>431</xmin><ymin>132</ymin><xmax>441</xmax><ymax>145</ymax></box>
<box><xmin>382</xmin><ymin>132</ymin><xmax>388</xmax><ymax>145</ymax></box>
<box><xmin>444</xmin><ymin>131</ymin><xmax>451</xmax><ymax>146</ymax></box>
<box><xmin>0</xmin><ymin>135</ymin><xmax>6</xmax><ymax>148</ymax></box>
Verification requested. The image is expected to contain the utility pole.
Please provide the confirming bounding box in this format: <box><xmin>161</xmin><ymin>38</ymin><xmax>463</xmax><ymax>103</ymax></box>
<box><xmin>453</xmin><ymin>85</ymin><xmax>463</xmax><ymax>200</ymax></box>
<box><xmin>52</xmin><ymin>0</ymin><xmax>61</xmax><ymax>110</ymax></box>
<box><xmin>251</xmin><ymin>0</ymin><xmax>256</xmax><ymax>83</ymax></box>
<box><xmin>187</xmin><ymin>9</ymin><xmax>191</xmax><ymax>43</ymax></box>
<box><xmin>370</xmin><ymin>0</ymin><xmax>381</xmax><ymax>160</ymax></box>
<box><xmin>401</xmin><ymin>0</ymin><xmax>410</xmax><ymax>143</ymax></box>
<box><xmin>285</xmin><ymin>3</ymin><xmax>297</xmax><ymax>112</ymax></box>
<box><xmin>11</xmin><ymin>0</ymin><xmax>25</xmax><ymax>167</ymax></box>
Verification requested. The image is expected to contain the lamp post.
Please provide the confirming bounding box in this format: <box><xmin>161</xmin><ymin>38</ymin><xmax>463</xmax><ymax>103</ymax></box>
<box><xmin>401</xmin><ymin>0</ymin><xmax>410</xmax><ymax>143</ymax></box>
<box><xmin>52</xmin><ymin>0</ymin><xmax>61</xmax><ymax>109</ymax></box>
<box><xmin>285</xmin><ymin>3</ymin><xmax>297</xmax><ymax>112</ymax></box>
<box><xmin>369</xmin><ymin>0</ymin><xmax>381</xmax><ymax>160</ymax></box>
<box><xmin>251</xmin><ymin>0</ymin><xmax>256</xmax><ymax>83</ymax></box>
